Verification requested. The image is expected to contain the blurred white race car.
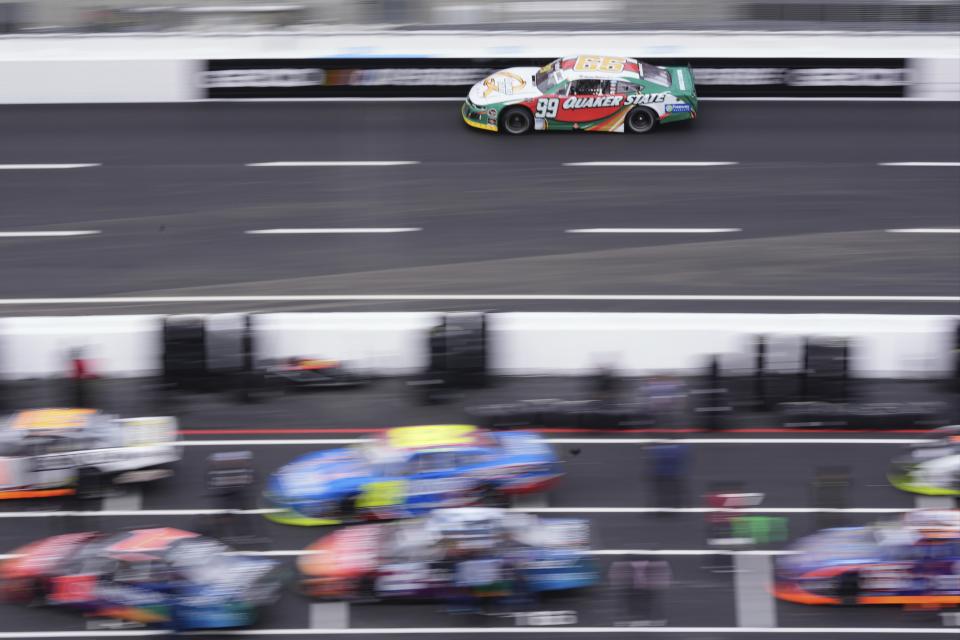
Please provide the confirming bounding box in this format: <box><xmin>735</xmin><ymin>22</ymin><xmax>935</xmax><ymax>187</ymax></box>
<box><xmin>0</xmin><ymin>408</ymin><xmax>180</xmax><ymax>499</ymax></box>
<box><xmin>888</xmin><ymin>425</ymin><xmax>960</xmax><ymax>496</ymax></box>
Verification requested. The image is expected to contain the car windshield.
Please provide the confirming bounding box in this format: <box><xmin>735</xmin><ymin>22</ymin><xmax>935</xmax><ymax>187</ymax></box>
<box><xmin>640</xmin><ymin>63</ymin><xmax>671</xmax><ymax>87</ymax></box>
<box><xmin>535</xmin><ymin>59</ymin><xmax>563</xmax><ymax>92</ymax></box>
<box><xmin>169</xmin><ymin>538</ymin><xmax>231</xmax><ymax>584</ymax></box>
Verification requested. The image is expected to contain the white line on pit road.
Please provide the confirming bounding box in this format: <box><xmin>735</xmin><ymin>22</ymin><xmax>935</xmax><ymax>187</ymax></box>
<box><xmin>246</xmin><ymin>161</ymin><xmax>420</xmax><ymax>167</ymax></box>
<box><xmin>0</xmin><ymin>164</ymin><xmax>101</xmax><ymax>170</ymax></box>
<box><xmin>246</xmin><ymin>228</ymin><xmax>421</xmax><ymax>235</ymax></box>
<box><xmin>175</xmin><ymin>438</ymin><xmax>928</xmax><ymax>447</ymax></box>
<box><xmin>0</xmin><ymin>626</ymin><xmax>957</xmax><ymax>636</ymax></box>
<box><xmin>0</xmin><ymin>294</ymin><xmax>955</xmax><ymax>305</ymax></box>
<box><xmin>879</xmin><ymin>162</ymin><xmax>960</xmax><ymax>167</ymax></box>
<box><xmin>563</xmin><ymin>161</ymin><xmax>738</xmax><ymax>167</ymax></box>
<box><xmin>0</xmin><ymin>506</ymin><xmax>913</xmax><ymax>519</ymax></box>
<box><xmin>567</xmin><ymin>228</ymin><xmax>741</xmax><ymax>234</ymax></box>
<box><xmin>886</xmin><ymin>228</ymin><xmax>960</xmax><ymax>234</ymax></box>
<box><xmin>0</xmin><ymin>231</ymin><xmax>100</xmax><ymax>238</ymax></box>
<box><xmin>735</xmin><ymin>554</ymin><xmax>777</xmax><ymax>627</ymax></box>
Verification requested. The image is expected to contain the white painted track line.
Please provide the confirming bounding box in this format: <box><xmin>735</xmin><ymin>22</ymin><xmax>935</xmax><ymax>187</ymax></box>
<box><xmin>567</xmin><ymin>228</ymin><xmax>741</xmax><ymax>234</ymax></box>
<box><xmin>563</xmin><ymin>161</ymin><xmax>738</xmax><ymax>167</ymax></box>
<box><xmin>246</xmin><ymin>161</ymin><xmax>420</xmax><ymax>167</ymax></box>
<box><xmin>246</xmin><ymin>228</ymin><xmax>421</xmax><ymax>235</ymax></box>
<box><xmin>0</xmin><ymin>294</ymin><xmax>955</xmax><ymax>305</ymax></box>
<box><xmin>0</xmin><ymin>163</ymin><xmax>100</xmax><ymax>170</ymax></box>
<box><xmin>0</xmin><ymin>626</ymin><xmax>956</xmax><ymax>636</ymax></box>
<box><xmin>879</xmin><ymin>162</ymin><xmax>960</xmax><ymax>167</ymax></box>
<box><xmin>886</xmin><ymin>228</ymin><xmax>960</xmax><ymax>234</ymax></box>
<box><xmin>0</xmin><ymin>506</ymin><xmax>912</xmax><ymax>518</ymax></box>
<box><xmin>101</xmin><ymin>486</ymin><xmax>142</xmax><ymax>512</ymax></box>
<box><xmin>0</xmin><ymin>231</ymin><xmax>100</xmax><ymax>238</ymax></box>
<box><xmin>735</xmin><ymin>554</ymin><xmax>777</xmax><ymax>628</ymax></box>
<box><xmin>175</xmin><ymin>438</ymin><xmax>928</xmax><ymax>447</ymax></box>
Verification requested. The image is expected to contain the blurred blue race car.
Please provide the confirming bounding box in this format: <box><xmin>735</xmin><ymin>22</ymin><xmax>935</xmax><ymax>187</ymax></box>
<box><xmin>264</xmin><ymin>424</ymin><xmax>562</xmax><ymax>525</ymax></box>
<box><xmin>775</xmin><ymin>510</ymin><xmax>960</xmax><ymax>606</ymax></box>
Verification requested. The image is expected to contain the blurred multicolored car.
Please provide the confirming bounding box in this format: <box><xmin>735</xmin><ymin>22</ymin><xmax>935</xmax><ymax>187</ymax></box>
<box><xmin>462</xmin><ymin>54</ymin><xmax>697</xmax><ymax>134</ymax></box>
<box><xmin>0</xmin><ymin>527</ymin><xmax>281</xmax><ymax>630</ymax></box>
<box><xmin>0</xmin><ymin>408</ymin><xmax>180</xmax><ymax>499</ymax></box>
<box><xmin>775</xmin><ymin>510</ymin><xmax>960</xmax><ymax>606</ymax></box>
<box><xmin>889</xmin><ymin>425</ymin><xmax>960</xmax><ymax>496</ymax></box>
<box><xmin>263</xmin><ymin>424</ymin><xmax>561</xmax><ymax>525</ymax></box>
<box><xmin>298</xmin><ymin>507</ymin><xmax>598</xmax><ymax>600</ymax></box>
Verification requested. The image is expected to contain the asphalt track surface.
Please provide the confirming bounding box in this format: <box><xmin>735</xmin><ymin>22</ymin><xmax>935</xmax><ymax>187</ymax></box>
<box><xmin>0</xmin><ymin>379</ymin><xmax>959</xmax><ymax>638</ymax></box>
<box><xmin>0</xmin><ymin>101</ymin><xmax>958</xmax><ymax>315</ymax></box>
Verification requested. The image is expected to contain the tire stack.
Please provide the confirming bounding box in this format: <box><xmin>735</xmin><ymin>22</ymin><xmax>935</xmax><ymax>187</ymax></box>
<box><xmin>801</xmin><ymin>337</ymin><xmax>851</xmax><ymax>403</ymax></box>
<box><xmin>162</xmin><ymin>314</ymin><xmax>260</xmax><ymax>400</ymax></box>
<box><xmin>415</xmin><ymin>312</ymin><xmax>488</xmax><ymax>404</ymax></box>
<box><xmin>162</xmin><ymin>315</ymin><xmax>208</xmax><ymax>391</ymax></box>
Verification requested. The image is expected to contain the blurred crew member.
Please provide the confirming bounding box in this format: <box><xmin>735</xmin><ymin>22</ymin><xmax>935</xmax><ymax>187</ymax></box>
<box><xmin>608</xmin><ymin>558</ymin><xmax>671</xmax><ymax>626</ymax></box>
<box><xmin>647</xmin><ymin>440</ymin><xmax>689</xmax><ymax>508</ymax></box>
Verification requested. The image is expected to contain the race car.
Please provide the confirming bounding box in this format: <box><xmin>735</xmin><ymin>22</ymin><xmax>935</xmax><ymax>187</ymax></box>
<box><xmin>0</xmin><ymin>408</ymin><xmax>181</xmax><ymax>499</ymax></box>
<box><xmin>264</xmin><ymin>357</ymin><xmax>371</xmax><ymax>390</ymax></box>
<box><xmin>888</xmin><ymin>425</ymin><xmax>960</xmax><ymax>496</ymax></box>
<box><xmin>774</xmin><ymin>510</ymin><xmax>960</xmax><ymax>606</ymax></box>
<box><xmin>298</xmin><ymin>507</ymin><xmax>598</xmax><ymax>600</ymax></box>
<box><xmin>0</xmin><ymin>527</ymin><xmax>281</xmax><ymax>630</ymax></box>
<box><xmin>263</xmin><ymin>424</ymin><xmax>561</xmax><ymax>525</ymax></box>
<box><xmin>462</xmin><ymin>54</ymin><xmax>696</xmax><ymax>134</ymax></box>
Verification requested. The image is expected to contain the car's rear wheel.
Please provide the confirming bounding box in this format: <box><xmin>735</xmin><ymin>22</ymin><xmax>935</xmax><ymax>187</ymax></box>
<box><xmin>834</xmin><ymin>571</ymin><xmax>861</xmax><ymax>606</ymax></box>
<box><xmin>337</xmin><ymin>496</ymin><xmax>361</xmax><ymax>523</ymax></box>
<box><xmin>625</xmin><ymin>107</ymin><xmax>658</xmax><ymax>134</ymax></box>
<box><xmin>500</xmin><ymin>107</ymin><xmax>533</xmax><ymax>135</ymax></box>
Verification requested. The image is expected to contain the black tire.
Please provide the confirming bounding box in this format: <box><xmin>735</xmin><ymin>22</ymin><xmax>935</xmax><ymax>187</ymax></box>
<box><xmin>834</xmin><ymin>571</ymin><xmax>861</xmax><ymax>606</ymax></box>
<box><xmin>337</xmin><ymin>496</ymin><xmax>360</xmax><ymax>523</ymax></box>
<box><xmin>477</xmin><ymin>483</ymin><xmax>508</xmax><ymax>508</ymax></box>
<box><xmin>76</xmin><ymin>467</ymin><xmax>106</xmax><ymax>500</ymax></box>
<box><xmin>625</xmin><ymin>107</ymin><xmax>658</xmax><ymax>134</ymax></box>
<box><xmin>353</xmin><ymin>575</ymin><xmax>379</xmax><ymax>603</ymax></box>
<box><xmin>500</xmin><ymin>107</ymin><xmax>533</xmax><ymax>135</ymax></box>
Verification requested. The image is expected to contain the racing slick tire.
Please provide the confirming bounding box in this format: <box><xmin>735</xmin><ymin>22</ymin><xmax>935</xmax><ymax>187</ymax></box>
<box><xmin>337</xmin><ymin>496</ymin><xmax>361</xmax><ymax>523</ymax></box>
<box><xmin>835</xmin><ymin>571</ymin><xmax>861</xmax><ymax>606</ymax></box>
<box><xmin>0</xmin><ymin>577</ymin><xmax>45</xmax><ymax>605</ymax></box>
<box><xmin>477</xmin><ymin>483</ymin><xmax>509</xmax><ymax>508</ymax></box>
<box><xmin>76</xmin><ymin>466</ymin><xmax>108</xmax><ymax>500</ymax></box>
<box><xmin>625</xmin><ymin>107</ymin><xmax>658</xmax><ymax>134</ymax></box>
<box><xmin>500</xmin><ymin>107</ymin><xmax>533</xmax><ymax>135</ymax></box>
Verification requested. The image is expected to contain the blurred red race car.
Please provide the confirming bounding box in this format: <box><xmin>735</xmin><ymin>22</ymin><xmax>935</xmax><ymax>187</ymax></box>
<box><xmin>0</xmin><ymin>527</ymin><xmax>280</xmax><ymax>630</ymax></box>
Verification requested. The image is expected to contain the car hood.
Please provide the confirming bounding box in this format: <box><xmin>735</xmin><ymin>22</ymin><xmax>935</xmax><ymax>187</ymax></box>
<box><xmin>468</xmin><ymin>67</ymin><xmax>542</xmax><ymax>106</ymax></box>
<box><xmin>777</xmin><ymin>527</ymin><xmax>880</xmax><ymax>577</ymax></box>
<box><xmin>2</xmin><ymin>532</ymin><xmax>97</xmax><ymax>579</ymax></box>
<box><xmin>270</xmin><ymin>447</ymin><xmax>371</xmax><ymax>500</ymax></box>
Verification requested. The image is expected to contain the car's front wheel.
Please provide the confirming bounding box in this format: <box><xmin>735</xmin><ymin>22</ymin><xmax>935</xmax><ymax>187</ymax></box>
<box><xmin>500</xmin><ymin>107</ymin><xmax>533</xmax><ymax>135</ymax></box>
<box><xmin>625</xmin><ymin>107</ymin><xmax>658</xmax><ymax>134</ymax></box>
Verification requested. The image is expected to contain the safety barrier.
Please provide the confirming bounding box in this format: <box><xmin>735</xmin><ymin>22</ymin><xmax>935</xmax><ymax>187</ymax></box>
<box><xmin>0</xmin><ymin>32</ymin><xmax>958</xmax><ymax>102</ymax></box>
<box><xmin>0</xmin><ymin>312</ymin><xmax>956</xmax><ymax>380</ymax></box>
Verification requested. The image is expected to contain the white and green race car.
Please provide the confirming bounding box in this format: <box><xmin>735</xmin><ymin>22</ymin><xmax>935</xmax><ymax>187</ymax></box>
<box><xmin>888</xmin><ymin>425</ymin><xmax>960</xmax><ymax>496</ymax></box>
<box><xmin>462</xmin><ymin>54</ymin><xmax>697</xmax><ymax>134</ymax></box>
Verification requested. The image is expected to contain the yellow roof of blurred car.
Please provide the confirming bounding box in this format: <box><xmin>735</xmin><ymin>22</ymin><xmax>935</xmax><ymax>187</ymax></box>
<box><xmin>10</xmin><ymin>408</ymin><xmax>98</xmax><ymax>431</ymax></box>
<box><xmin>386</xmin><ymin>424</ymin><xmax>479</xmax><ymax>450</ymax></box>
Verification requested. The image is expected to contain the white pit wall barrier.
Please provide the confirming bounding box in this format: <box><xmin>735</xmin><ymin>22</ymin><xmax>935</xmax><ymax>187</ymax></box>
<box><xmin>0</xmin><ymin>60</ymin><xmax>199</xmax><ymax>104</ymax></box>
<box><xmin>253</xmin><ymin>312</ymin><xmax>439</xmax><ymax>375</ymax></box>
<box><xmin>0</xmin><ymin>315</ymin><xmax>163</xmax><ymax>379</ymax></box>
<box><xmin>488</xmin><ymin>313</ymin><xmax>959</xmax><ymax>378</ymax></box>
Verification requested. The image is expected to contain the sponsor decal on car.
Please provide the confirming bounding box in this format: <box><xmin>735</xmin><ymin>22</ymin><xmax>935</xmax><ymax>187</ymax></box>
<box><xmin>665</xmin><ymin>103</ymin><xmax>692</xmax><ymax>113</ymax></box>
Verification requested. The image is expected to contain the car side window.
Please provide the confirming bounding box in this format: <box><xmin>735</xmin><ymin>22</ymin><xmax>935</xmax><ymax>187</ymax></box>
<box><xmin>114</xmin><ymin>560</ymin><xmax>152</xmax><ymax>584</ymax></box>
<box><xmin>410</xmin><ymin>451</ymin><xmax>456</xmax><ymax>474</ymax></box>
<box><xmin>570</xmin><ymin>79</ymin><xmax>610</xmax><ymax>96</ymax></box>
<box><xmin>612</xmin><ymin>80</ymin><xmax>635</xmax><ymax>94</ymax></box>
